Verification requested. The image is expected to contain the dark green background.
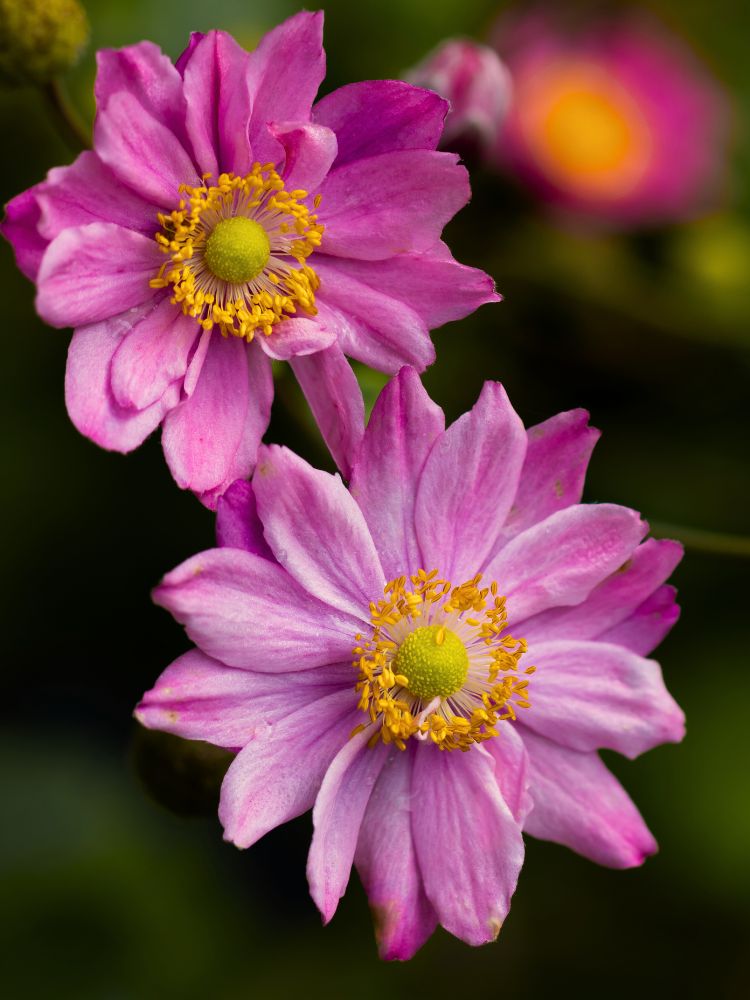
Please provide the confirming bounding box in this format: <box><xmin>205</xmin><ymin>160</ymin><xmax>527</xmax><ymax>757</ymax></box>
<box><xmin>1</xmin><ymin>1</ymin><xmax>748</xmax><ymax>997</ymax></box>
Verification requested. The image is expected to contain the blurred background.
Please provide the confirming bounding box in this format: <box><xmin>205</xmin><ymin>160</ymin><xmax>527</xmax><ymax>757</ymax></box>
<box><xmin>1</xmin><ymin>0</ymin><xmax>748</xmax><ymax>996</ymax></box>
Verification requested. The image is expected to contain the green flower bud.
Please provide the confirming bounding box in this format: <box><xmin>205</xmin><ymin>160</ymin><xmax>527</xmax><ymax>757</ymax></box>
<box><xmin>0</xmin><ymin>0</ymin><xmax>89</xmax><ymax>85</ymax></box>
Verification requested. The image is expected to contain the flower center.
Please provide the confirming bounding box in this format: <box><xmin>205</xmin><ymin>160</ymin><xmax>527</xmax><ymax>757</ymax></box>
<box><xmin>149</xmin><ymin>165</ymin><xmax>324</xmax><ymax>342</ymax></box>
<box><xmin>352</xmin><ymin>570</ymin><xmax>534</xmax><ymax>752</ymax></box>
<box><xmin>204</xmin><ymin>217</ymin><xmax>270</xmax><ymax>284</ymax></box>
<box><xmin>393</xmin><ymin>625</ymin><xmax>469</xmax><ymax>700</ymax></box>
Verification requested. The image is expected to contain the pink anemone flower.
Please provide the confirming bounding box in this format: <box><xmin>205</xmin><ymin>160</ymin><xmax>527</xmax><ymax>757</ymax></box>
<box><xmin>136</xmin><ymin>368</ymin><xmax>685</xmax><ymax>959</ymax></box>
<box><xmin>1</xmin><ymin>11</ymin><xmax>497</xmax><ymax>507</ymax></box>
<box><xmin>491</xmin><ymin>9</ymin><xmax>731</xmax><ymax>228</ymax></box>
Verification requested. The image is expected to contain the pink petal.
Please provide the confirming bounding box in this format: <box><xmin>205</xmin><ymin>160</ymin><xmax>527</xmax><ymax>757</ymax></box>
<box><xmin>307</xmin><ymin>731</ymin><xmax>390</xmax><ymax>923</ymax></box>
<box><xmin>64</xmin><ymin>303</ymin><xmax>179</xmax><ymax>452</ymax></box>
<box><xmin>350</xmin><ymin>367</ymin><xmax>444</xmax><ymax>580</ymax></box>
<box><xmin>36</xmin><ymin>222</ymin><xmax>160</xmax><ymax>328</ymax></box>
<box><xmin>317</xmin><ymin>241</ymin><xmax>499</xmax><ymax>330</ymax></box>
<box><xmin>161</xmin><ymin>333</ymin><xmax>250</xmax><ymax>495</ymax></box>
<box><xmin>153</xmin><ymin>547</ymin><xmax>358</xmax><ymax>671</ymax></box>
<box><xmin>94</xmin><ymin>90</ymin><xmax>198</xmax><ymax>206</ymax></box>
<box><xmin>253</xmin><ymin>444</ymin><xmax>385</xmax><ymax>619</ymax></box>
<box><xmin>271</xmin><ymin>121</ymin><xmax>338</xmax><ymax>193</ymax></box>
<box><xmin>36</xmin><ymin>151</ymin><xmax>155</xmax><ymax>240</ymax></box>
<box><xmin>412</xmin><ymin>744</ymin><xmax>524</xmax><ymax>945</ymax></box>
<box><xmin>1</xmin><ymin>187</ymin><xmax>47</xmax><ymax>281</ymax></box>
<box><xmin>520</xmin><ymin>639</ymin><xmax>685</xmax><ymax>758</ymax></box>
<box><xmin>318</xmin><ymin>150</ymin><xmax>470</xmax><ymax>260</ymax></box>
<box><xmin>313</xmin><ymin>80</ymin><xmax>447</xmax><ymax>166</ymax></box>
<box><xmin>180</xmin><ymin>31</ymin><xmax>253</xmax><ymax>177</ymax></box>
<box><xmin>219</xmin><ymin>688</ymin><xmax>356</xmax><ymax>848</ymax></box>
<box><xmin>520</xmin><ymin>538</ymin><xmax>683</xmax><ymax>644</ymax></box>
<box><xmin>499</xmin><ymin>409</ymin><xmax>601</xmax><ymax>543</ymax></box>
<box><xmin>95</xmin><ymin>41</ymin><xmax>187</xmax><ymax>143</ymax></box>
<box><xmin>484</xmin><ymin>724</ymin><xmax>532</xmax><ymax>823</ymax></box>
<box><xmin>215</xmin><ymin>480</ymin><xmax>274</xmax><ymax>560</ymax></box>
<box><xmin>110</xmin><ymin>297</ymin><xmax>200</xmax><ymax>409</ymax></box>
<box><xmin>415</xmin><ymin>381</ymin><xmax>526</xmax><ymax>582</ymax></box>
<box><xmin>289</xmin><ymin>342</ymin><xmax>365</xmax><ymax>480</ymax></box>
<box><xmin>258</xmin><ymin>317</ymin><xmax>335</xmax><ymax>360</ymax></box>
<box><xmin>135</xmin><ymin>647</ymin><xmax>352</xmax><ymax>748</ymax></box>
<box><xmin>599</xmin><ymin>585</ymin><xmax>681</xmax><ymax>656</ymax></box>
<box><xmin>314</xmin><ymin>268</ymin><xmax>435</xmax><ymax>374</ymax></box>
<box><xmin>246</xmin><ymin>11</ymin><xmax>326</xmax><ymax>168</ymax></box>
<box><xmin>355</xmin><ymin>750</ymin><xmax>438</xmax><ymax>960</ymax></box>
<box><xmin>193</xmin><ymin>344</ymin><xmax>274</xmax><ymax>509</ymax></box>
<box><xmin>485</xmin><ymin>504</ymin><xmax>649</xmax><ymax>623</ymax></box>
<box><xmin>522</xmin><ymin>730</ymin><xmax>658</xmax><ymax>868</ymax></box>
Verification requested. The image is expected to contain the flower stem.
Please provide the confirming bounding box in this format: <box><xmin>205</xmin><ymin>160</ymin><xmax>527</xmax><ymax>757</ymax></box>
<box><xmin>43</xmin><ymin>78</ymin><xmax>90</xmax><ymax>152</ymax></box>
<box><xmin>650</xmin><ymin>522</ymin><xmax>750</xmax><ymax>558</ymax></box>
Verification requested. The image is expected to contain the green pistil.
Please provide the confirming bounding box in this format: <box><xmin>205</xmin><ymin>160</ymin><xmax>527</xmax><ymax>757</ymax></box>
<box><xmin>394</xmin><ymin>625</ymin><xmax>469</xmax><ymax>701</ymax></box>
<box><xmin>204</xmin><ymin>217</ymin><xmax>270</xmax><ymax>284</ymax></box>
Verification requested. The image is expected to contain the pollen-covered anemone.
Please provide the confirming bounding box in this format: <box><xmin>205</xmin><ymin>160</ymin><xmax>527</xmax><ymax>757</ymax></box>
<box><xmin>0</xmin><ymin>11</ymin><xmax>497</xmax><ymax>507</ymax></box>
<box><xmin>136</xmin><ymin>368</ymin><xmax>685</xmax><ymax>959</ymax></box>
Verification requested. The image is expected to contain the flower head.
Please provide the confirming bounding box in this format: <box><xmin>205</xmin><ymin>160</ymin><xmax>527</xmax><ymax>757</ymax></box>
<box><xmin>137</xmin><ymin>368</ymin><xmax>685</xmax><ymax>958</ymax></box>
<box><xmin>491</xmin><ymin>9</ymin><xmax>731</xmax><ymax>227</ymax></box>
<box><xmin>406</xmin><ymin>39</ymin><xmax>512</xmax><ymax>155</ymax></box>
<box><xmin>1</xmin><ymin>12</ymin><xmax>497</xmax><ymax>506</ymax></box>
<box><xmin>0</xmin><ymin>0</ymin><xmax>89</xmax><ymax>85</ymax></box>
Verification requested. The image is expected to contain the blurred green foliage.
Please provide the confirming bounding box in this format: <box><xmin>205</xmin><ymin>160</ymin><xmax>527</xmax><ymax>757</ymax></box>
<box><xmin>0</xmin><ymin>1</ymin><xmax>748</xmax><ymax>997</ymax></box>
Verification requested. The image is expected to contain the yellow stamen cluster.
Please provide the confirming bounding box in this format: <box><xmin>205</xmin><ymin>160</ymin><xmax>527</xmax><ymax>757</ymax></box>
<box><xmin>352</xmin><ymin>569</ymin><xmax>535</xmax><ymax>752</ymax></box>
<box><xmin>149</xmin><ymin>164</ymin><xmax>324</xmax><ymax>342</ymax></box>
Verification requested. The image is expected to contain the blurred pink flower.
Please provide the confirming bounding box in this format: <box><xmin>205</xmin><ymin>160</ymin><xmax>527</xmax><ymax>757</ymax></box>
<box><xmin>137</xmin><ymin>368</ymin><xmax>684</xmax><ymax>959</ymax></box>
<box><xmin>1</xmin><ymin>11</ymin><xmax>497</xmax><ymax>506</ymax></box>
<box><xmin>406</xmin><ymin>39</ymin><xmax>512</xmax><ymax>154</ymax></box>
<box><xmin>491</xmin><ymin>8</ymin><xmax>732</xmax><ymax>227</ymax></box>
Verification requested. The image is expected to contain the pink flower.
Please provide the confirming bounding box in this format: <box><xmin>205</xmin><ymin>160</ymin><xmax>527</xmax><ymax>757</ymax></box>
<box><xmin>136</xmin><ymin>368</ymin><xmax>685</xmax><ymax>959</ymax></box>
<box><xmin>406</xmin><ymin>39</ymin><xmax>512</xmax><ymax>154</ymax></box>
<box><xmin>491</xmin><ymin>9</ymin><xmax>731</xmax><ymax>227</ymax></box>
<box><xmin>1</xmin><ymin>12</ymin><xmax>497</xmax><ymax>507</ymax></box>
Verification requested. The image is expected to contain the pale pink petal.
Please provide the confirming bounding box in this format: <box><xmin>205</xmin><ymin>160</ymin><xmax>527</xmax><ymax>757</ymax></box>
<box><xmin>520</xmin><ymin>639</ymin><xmax>685</xmax><ymax>758</ymax></box>
<box><xmin>485</xmin><ymin>504</ymin><xmax>649</xmax><ymax>623</ymax></box>
<box><xmin>246</xmin><ymin>11</ymin><xmax>326</xmax><ymax>167</ymax></box>
<box><xmin>253</xmin><ymin>445</ymin><xmax>385</xmax><ymax>619</ymax></box>
<box><xmin>162</xmin><ymin>333</ymin><xmax>250</xmax><ymax>494</ymax></box>
<box><xmin>64</xmin><ymin>303</ymin><xmax>180</xmax><ymax>452</ymax></box>
<box><xmin>412</xmin><ymin>744</ymin><xmax>524</xmax><ymax>945</ymax></box>
<box><xmin>271</xmin><ymin>121</ymin><xmax>338</xmax><ymax>193</ymax></box>
<box><xmin>215</xmin><ymin>480</ymin><xmax>274</xmax><ymax>560</ymax></box>
<box><xmin>484</xmin><ymin>723</ymin><xmax>532</xmax><ymax>823</ymax></box>
<box><xmin>36</xmin><ymin>223</ymin><xmax>160</xmax><ymax>328</ymax></box>
<box><xmin>95</xmin><ymin>42</ymin><xmax>187</xmax><ymax>142</ymax></box>
<box><xmin>183</xmin><ymin>328</ymin><xmax>211</xmax><ymax>396</ymax></box>
<box><xmin>289</xmin><ymin>342</ymin><xmax>365</xmax><ymax>480</ymax></box>
<box><xmin>153</xmin><ymin>548</ymin><xmax>359</xmax><ymax>672</ymax></box>
<box><xmin>520</xmin><ymin>538</ymin><xmax>683</xmax><ymax>644</ymax></box>
<box><xmin>94</xmin><ymin>91</ymin><xmax>198</xmax><ymax>206</ymax></box>
<box><xmin>599</xmin><ymin>585</ymin><xmax>681</xmax><ymax>656</ymax></box>
<box><xmin>135</xmin><ymin>648</ymin><xmax>352</xmax><ymax>748</ymax></box>
<box><xmin>355</xmin><ymin>749</ymin><xmax>438</xmax><ymax>961</ymax></box>
<box><xmin>110</xmin><ymin>297</ymin><xmax>200</xmax><ymax>409</ymax></box>
<box><xmin>415</xmin><ymin>382</ymin><xmax>526</xmax><ymax>581</ymax></box>
<box><xmin>258</xmin><ymin>317</ymin><xmax>335</xmax><ymax>360</ymax></box>
<box><xmin>318</xmin><ymin>150</ymin><xmax>469</xmax><ymax>260</ymax></box>
<box><xmin>307</xmin><ymin>731</ymin><xmax>390</xmax><ymax>923</ymax></box>
<box><xmin>180</xmin><ymin>30</ymin><xmax>253</xmax><ymax>176</ymax></box>
<box><xmin>314</xmin><ymin>268</ymin><xmax>435</xmax><ymax>374</ymax></box>
<box><xmin>499</xmin><ymin>409</ymin><xmax>601</xmax><ymax>543</ymax></box>
<box><xmin>1</xmin><ymin>188</ymin><xmax>49</xmax><ymax>280</ymax></box>
<box><xmin>318</xmin><ymin>242</ymin><xmax>499</xmax><ymax>330</ymax></box>
<box><xmin>350</xmin><ymin>367</ymin><xmax>444</xmax><ymax>580</ymax></box>
<box><xmin>36</xmin><ymin>152</ymin><xmax>155</xmax><ymax>239</ymax></box>
<box><xmin>522</xmin><ymin>730</ymin><xmax>658</xmax><ymax>868</ymax></box>
<box><xmin>313</xmin><ymin>80</ymin><xmax>447</xmax><ymax>166</ymax></box>
<box><xmin>193</xmin><ymin>344</ymin><xmax>274</xmax><ymax>509</ymax></box>
<box><xmin>219</xmin><ymin>688</ymin><xmax>356</xmax><ymax>848</ymax></box>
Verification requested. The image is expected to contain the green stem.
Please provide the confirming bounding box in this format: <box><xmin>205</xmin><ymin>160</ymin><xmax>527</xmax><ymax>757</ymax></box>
<box><xmin>650</xmin><ymin>522</ymin><xmax>750</xmax><ymax>558</ymax></box>
<box><xmin>43</xmin><ymin>78</ymin><xmax>90</xmax><ymax>152</ymax></box>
